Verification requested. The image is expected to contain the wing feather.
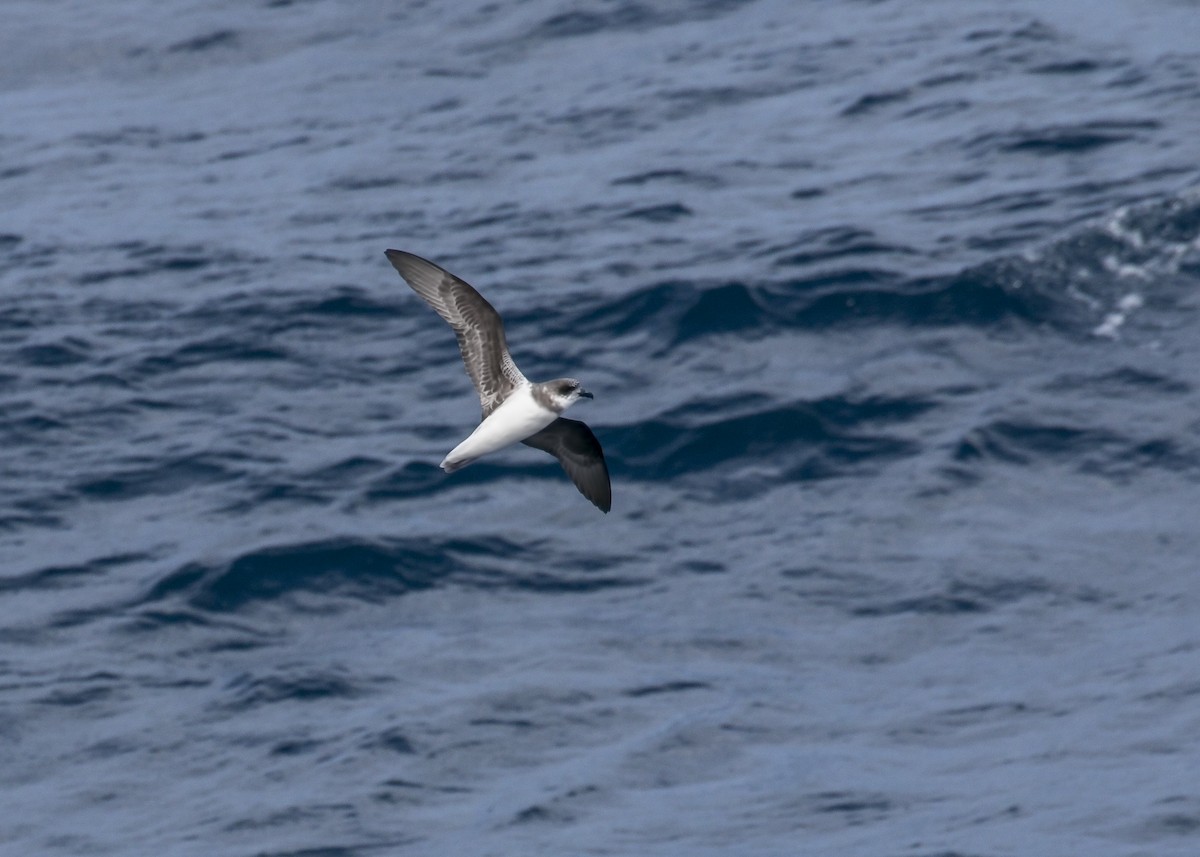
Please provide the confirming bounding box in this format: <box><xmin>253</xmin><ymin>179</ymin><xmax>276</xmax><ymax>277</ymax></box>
<box><xmin>386</xmin><ymin>250</ymin><xmax>526</xmax><ymax>415</ymax></box>
<box><xmin>522</xmin><ymin>418</ymin><xmax>612</xmax><ymax>513</ymax></box>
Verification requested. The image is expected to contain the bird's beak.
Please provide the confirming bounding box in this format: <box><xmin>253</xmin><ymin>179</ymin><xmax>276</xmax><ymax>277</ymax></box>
<box><xmin>578</xmin><ymin>389</ymin><xmax>594</xmax><ymax>399</ymax></box>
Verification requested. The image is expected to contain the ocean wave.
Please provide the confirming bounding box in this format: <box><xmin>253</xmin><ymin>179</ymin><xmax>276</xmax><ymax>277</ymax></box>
<box><xmin>134</xmin><ymin>535</ymin><xmax>643</xmax><ymax>620</ymax></box>
<box><xmin>951</xmin><ymin>418</ymin><xmax>1200</xmax><ymax>480</ymax></box>
<box><xmin>561</xmin><ymin>189</ymin><xmax>1200</xmax><ymax>345</ymax></box>
<box><xmin>610</xmin><ymin>393</ymin><xmax>931</xmax><ymax>482</ymax></box>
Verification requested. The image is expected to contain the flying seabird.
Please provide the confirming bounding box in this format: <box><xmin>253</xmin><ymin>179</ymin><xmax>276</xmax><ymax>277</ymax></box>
<box><xmin>386</xmin><ymin>250</ymin><xmax>612</xmax><ymax>513</ymax></box>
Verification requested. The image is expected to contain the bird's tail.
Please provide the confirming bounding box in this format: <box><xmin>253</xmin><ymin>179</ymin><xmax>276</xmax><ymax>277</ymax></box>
<box><xmin>440</xmin><ymin>454</ymin><xmax>476</xmax><ymax>473</ymax></box>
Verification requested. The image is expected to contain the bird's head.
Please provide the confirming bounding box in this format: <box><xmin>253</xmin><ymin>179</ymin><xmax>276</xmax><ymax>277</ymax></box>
<box><xmin>546</xmin><ymin>378</ymin><xmax>593</xmax><ymax>411</ymax></box>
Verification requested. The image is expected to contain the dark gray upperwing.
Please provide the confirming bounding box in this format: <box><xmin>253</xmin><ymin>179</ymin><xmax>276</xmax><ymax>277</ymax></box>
<box><xmin>385</xmin><ymin>250</ymin><xmax>525</xmax><ymax>416</ymax></box>
<box><xmin>522</xmin><ymin>417</ymin><xmax>611</xmax><ymax>513</ymax></box>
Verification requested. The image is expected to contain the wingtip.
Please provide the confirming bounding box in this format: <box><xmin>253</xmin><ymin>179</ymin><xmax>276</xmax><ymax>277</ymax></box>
<box><xmin>587</xmin><ymin>486</ymin><xmax>612</xmax><ymax>514</ymax></box>
<box><xmin>386</xmin><ymin>248</ymin><xmax>423</xmax><ymax>266</ymax></box>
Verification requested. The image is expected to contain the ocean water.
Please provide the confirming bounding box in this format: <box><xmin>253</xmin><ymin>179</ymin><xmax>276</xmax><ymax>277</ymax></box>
<box><xmin>2</xmin><ymin>0</ymin><xmax>1199</xmax><ymax>854</ymax></box>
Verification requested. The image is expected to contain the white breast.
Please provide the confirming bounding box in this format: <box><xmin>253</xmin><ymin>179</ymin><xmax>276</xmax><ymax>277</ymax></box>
<box><xmin>440</xmin><ymin>385</ymin><xmax>557</xmax><ymax>472</ymax></box>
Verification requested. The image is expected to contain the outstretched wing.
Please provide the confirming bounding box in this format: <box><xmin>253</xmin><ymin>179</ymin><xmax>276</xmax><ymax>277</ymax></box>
<box><xmin>386</xmin><ymin>250</ymin><xmax>526</xmax><ymax>416</ymax></box>
<box><xmin>522</xmin><ymin>417</ymin><xmax>612</xmax><ymax>513</ymax></box>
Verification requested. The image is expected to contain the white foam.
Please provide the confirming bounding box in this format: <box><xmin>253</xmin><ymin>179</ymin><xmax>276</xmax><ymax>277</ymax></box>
<box><xmin>1092</xmin><ymin>292</ymin><xmax>1144</xmax><ymax>338</ymax></box>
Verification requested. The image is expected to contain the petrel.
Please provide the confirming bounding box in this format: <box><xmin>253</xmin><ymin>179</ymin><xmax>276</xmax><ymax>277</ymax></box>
<box><xmin>386</xmin><ymin>250</ymin><xmax>612</xmax><ymax>513</ymax></box>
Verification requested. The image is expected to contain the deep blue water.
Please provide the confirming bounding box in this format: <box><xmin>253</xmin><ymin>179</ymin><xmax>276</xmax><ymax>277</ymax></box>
<box><xmin>3</xmin><ymin>1</ymin><xmax>1200</xmax><ymax>854</ymax></box>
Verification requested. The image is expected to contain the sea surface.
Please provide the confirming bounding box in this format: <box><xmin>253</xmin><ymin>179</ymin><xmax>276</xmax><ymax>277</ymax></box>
<box><xmin>2</xmin><ymin>1</ymin><xmax>1199</xmax><ymax>855</ymax></box>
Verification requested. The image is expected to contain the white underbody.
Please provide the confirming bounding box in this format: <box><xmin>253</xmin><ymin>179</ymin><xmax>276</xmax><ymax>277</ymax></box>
<box><xmin>441</xmin><ymin>384</ymin><xmax>557</xmax><ymax>472</ymax></box>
